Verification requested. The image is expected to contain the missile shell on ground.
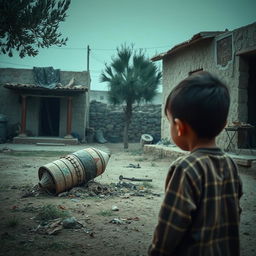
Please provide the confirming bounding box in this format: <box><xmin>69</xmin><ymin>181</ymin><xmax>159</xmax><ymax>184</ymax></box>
<box><xmin>38</xmin><ymin>147</ymin><xmax>110</xmax><ymax>195</ymax></box>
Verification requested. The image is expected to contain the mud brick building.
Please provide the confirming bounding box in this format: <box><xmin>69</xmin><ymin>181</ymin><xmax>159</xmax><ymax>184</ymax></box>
<box><xmin>152</xmin><ymin>22</ymin><xmax>256</xmax><ymax>150</ymax></box>
<box><xmin>0</xmin><ymin>68</ymin><xmax>90</xmax><ymax>143</ymax></box>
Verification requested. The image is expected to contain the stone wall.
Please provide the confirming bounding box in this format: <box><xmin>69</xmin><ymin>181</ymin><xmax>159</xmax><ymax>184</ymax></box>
<box><xmin>89</xmin><ymin>101</ymin><xmax>161</xmax><ymax>143</ymax></box>
<box><xmin>90</xmin><ymin>90</ymin><xmax>163</xmax><ymax>105</ymax></box>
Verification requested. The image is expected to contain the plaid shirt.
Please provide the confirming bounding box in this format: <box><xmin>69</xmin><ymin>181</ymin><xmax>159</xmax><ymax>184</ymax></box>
<box><xmin>149</xmin><ymin>148</ymin><xmax>242</xmax><ymax>256</ymax></box>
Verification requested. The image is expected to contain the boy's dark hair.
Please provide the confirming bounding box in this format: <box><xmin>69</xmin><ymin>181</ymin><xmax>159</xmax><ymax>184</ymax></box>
<box><xmin>165</xmin><ymin>71</ymin><xmax>230</xmax><ymax>139</ymax></box>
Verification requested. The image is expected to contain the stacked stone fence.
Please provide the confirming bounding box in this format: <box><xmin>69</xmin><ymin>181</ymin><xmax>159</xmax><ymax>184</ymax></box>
<box><xmin>89</xmin><ymin>101</ymin><xmax>161</xmax><ymax>143</ymax></box>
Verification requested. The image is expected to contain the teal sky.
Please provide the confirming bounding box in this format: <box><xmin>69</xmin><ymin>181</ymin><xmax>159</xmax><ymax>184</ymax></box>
<box><xmin>0</xmin><ymin>0</ymin><xmax>255</xmax><ymax>90</ymax></box>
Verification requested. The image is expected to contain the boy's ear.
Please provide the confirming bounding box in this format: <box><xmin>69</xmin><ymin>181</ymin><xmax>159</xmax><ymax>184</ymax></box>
<box><xmin>174</xmin><ymin>118</ymin><xmax>186</xmax><ymax>136</ymax></box>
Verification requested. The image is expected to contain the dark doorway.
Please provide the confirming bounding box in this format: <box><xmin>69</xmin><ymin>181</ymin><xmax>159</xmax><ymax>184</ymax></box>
<box><xmin>247</xmin><ymin>55</ymin><xmax>256</xmax><ymax>147</ymax></box>
<box><xmin>39</xmin><ymin>97</ymin><xmax>60</xmax><ymax>136</ymax></box>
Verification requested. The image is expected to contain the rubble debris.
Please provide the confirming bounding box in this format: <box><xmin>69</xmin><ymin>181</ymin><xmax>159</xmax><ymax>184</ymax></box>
<box><xmin>109</xmin><ymin>217</ymin><xmax>140</xmax><ymax>225</ymax></box>
<box><xmin>86</xmin><ymin>181</ymin><xmax>113</xmax><ymax>196</ymax></box>
<box><xmin>109</xmin><ymin>218</ymin><xmax>126</xmax><ymax>225</ymax></box>
<box><xmin>124</xmin><ymin>163</ymin><xmax>141</xmax><ymax>168</ymax></box>
<box><xmin>33</xmin><ymin>217</ymin><xmax>84</xmax><ymax>235</ymax></box>
<box><xmin>33</xmin><ymin>218</ymin><xmax>63</xmax><ymax>235</ymax></box>
<box><xmin>83</xmin><ymin>227</ymin><xmax>93</xmax><ymax>234</ymax></box>
<box><xmin>126</xmin><ymin>217</ymin><xmax>140</xmax><ymax>221</ymax></box>
<box><xmin>21</xmin><ymin>184</ymin><xmax>48</xmax><ymax>198</ymax></box>
<box><xmin>22</xmin><ymin>180</ymin><xmax>161</xmax><ymax>199</ymax></box>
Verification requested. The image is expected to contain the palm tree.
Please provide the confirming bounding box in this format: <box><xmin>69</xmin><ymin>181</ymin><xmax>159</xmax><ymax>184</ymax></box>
<box><xmin>101</xmin><ymin>44</ymin><xmax>162</xmax><ymax>149</ymax></box>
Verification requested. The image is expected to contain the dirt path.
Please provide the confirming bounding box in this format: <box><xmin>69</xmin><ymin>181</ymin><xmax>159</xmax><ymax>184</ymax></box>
<box><xmin>0</xmin><ymin>143</ymin><xmax>255</xmax><ymax>256</ymax></box>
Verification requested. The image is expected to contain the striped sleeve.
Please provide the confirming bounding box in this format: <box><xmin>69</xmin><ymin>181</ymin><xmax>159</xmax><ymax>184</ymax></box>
<box><xmin>149</xmin><ymin>162</ymin><xmax>200</xmax><ymax>255</ymax></box>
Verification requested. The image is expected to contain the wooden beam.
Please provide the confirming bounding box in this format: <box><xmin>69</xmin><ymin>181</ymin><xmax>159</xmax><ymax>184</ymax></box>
<box><xmin>236</xmin><ymin>46</ymin><xmax>256</xmax><ymax>56</ymax></box>
<box><xmin>65</xmin><ymin>96</ymin><xmax>73</xmax><ymax>138</ymax></box>
<box><xmin>20</xmin><ymin>95</ymin><xmax>27</xmax><ymax>136</ymax></box>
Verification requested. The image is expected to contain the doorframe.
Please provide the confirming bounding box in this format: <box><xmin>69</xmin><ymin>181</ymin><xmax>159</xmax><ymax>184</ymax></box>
<box><xmin>38</xmin><ymin>95</ymin><xmax>61</xmax><ymax>137</ymax></box>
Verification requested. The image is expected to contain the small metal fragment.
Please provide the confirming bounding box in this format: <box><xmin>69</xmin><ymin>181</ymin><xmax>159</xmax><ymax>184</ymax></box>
<box><xmin>119</xmin><ymin>175</ymin><xmax>152</xmax><ymax>182</ymax></box>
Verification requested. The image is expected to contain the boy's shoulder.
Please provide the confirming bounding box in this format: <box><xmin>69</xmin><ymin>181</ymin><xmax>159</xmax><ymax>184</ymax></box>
<box><xmin>170</xmin><ymin>148</ymin><xmax>235</xmax><ymax>171</ymax></box>
<box><xmin>165</xmin><ymin>148</ymin><xmax>239</xmax><ymax>191</ymax></box>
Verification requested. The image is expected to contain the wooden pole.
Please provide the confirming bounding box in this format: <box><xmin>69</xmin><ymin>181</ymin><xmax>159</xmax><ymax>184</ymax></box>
<box><xmin>65</xmin><ymin>96</ymin><xmax>73</xmax><ymax>138</ymax></box>
<box><xmin>87</xmin><ymin>45</ymin><xmax>90</xmax><ymax>72</ymax></box>
<box><xmin>20</xmin><ymin>95</ymin><xmax>27</xmax><ymax>136</ymax></box>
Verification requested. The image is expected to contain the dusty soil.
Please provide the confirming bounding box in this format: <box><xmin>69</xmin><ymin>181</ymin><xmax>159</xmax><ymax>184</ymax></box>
<box><xmin>0</xmin><ymin>143</ymin><xmax>255</xmax><ymax>256</ymax></box>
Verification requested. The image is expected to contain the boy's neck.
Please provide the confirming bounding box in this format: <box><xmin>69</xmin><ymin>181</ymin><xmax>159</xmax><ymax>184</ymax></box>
<box><xmin>188</xmin><ymin>137</ymin><xmax>217</xmax><ymax>152</ymax></box>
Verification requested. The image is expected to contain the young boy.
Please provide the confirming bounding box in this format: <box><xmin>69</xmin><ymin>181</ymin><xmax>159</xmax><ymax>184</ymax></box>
<box><xmin>148</xmin><ymin>71</ymin><xmax>242</xmax><ymax>256</ymax></box>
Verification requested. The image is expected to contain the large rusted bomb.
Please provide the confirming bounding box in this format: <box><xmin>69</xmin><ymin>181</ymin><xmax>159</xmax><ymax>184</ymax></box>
<box><xmin>38</xmin><ymin>147</ymin><xmax>110</xmax><ymax>195</ymax></box>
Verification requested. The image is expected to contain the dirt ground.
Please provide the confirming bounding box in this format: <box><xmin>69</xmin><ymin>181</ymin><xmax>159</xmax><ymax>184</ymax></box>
<box><xmin>0</xmin><ymin>143</ymin><xmax>255</xmax><ymax>256</ymax></box>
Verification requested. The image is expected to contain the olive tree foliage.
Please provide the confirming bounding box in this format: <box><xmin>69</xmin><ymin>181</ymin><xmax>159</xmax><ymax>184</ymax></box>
<box><xmin>101</xmin><ymin>44</ymin><xmax>162</xmax><ymax>149</ymax></box>
<box><xmin>0</xmin><ymin>0</ymin><xmax>70</xmax><ymax>58</ymax></box>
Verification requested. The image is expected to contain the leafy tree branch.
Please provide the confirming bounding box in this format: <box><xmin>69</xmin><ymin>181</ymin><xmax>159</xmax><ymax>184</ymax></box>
<box><xmin>0</xmin><ymin>0</ymin><xmax>71</xmax><ymax>58</ymax></box>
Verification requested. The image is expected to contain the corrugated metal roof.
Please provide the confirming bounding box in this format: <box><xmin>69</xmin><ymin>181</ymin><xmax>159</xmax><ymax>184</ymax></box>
<box><xmin>151</xmin><ymin>31</ymin><xmax>224</xmax><ymax>61</ymax></box>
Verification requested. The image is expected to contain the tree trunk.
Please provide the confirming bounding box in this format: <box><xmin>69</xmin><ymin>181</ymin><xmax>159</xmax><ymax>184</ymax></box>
<box><xmin>123</xmin><ymin>121</ymin><xmax>129</xmax><ymax>149</ymax></box>
<box><xmin>123</xmin><ymin>102</ymin><xmax>132</xmax><ymax>149</ymax></box>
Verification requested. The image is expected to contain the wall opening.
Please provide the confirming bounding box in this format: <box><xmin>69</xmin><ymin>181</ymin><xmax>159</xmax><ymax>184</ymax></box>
<box><xmin>39</xmin><ymin>97</ymin><xmax>60</xmax><ymax>136</ymax></box>
<box><xmin>247</xmin><ymin>55</ymin><xmax>256</xmax><ymax>147</ymax></box>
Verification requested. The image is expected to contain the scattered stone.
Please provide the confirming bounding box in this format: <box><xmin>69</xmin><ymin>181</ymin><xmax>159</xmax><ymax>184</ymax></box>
<box><xmin>125</xmin><ymin>163</ymin><xmax>141</xmax><ymax>168</ymax></box>
<box><xmin>111</xmin><ymin>205</ymin><xmax>119</xmax><ymax>211</ymax></box>
<box><xmin>109</xmin><ymin>217</ymin><xmax>139</xmax><ymax>225</ymax></box>
<box><xmin>109</xmin><ymin>218</ymin><xmax>125</xmax><ymax>225</ymax></box>
<box><xmin>89</xmin><ymin>232</ymin><xmax>95</xmax><ymax>238</ymax></box>
<box><xmin>83</xmin><ymin>227</ymin><xmax>93</xmax><ymax>234</ymax></box>
<box><xmin>58</xmin><ymin>205</ymin><xmax>66</xmax><ymax>210</ymax></box>
<box><xmin>62</xmin><ymin>217</ymin><xmax>83</xmax><ymax>229</ymax></box>
<box><xmin>70</xmin><ymin>198</ymin><xmax>80</xmax><ymax>203</ymax></box>
<box><xmin>130</xmin><ymin>192</ymin><xmax>145</xmax><ymax>197</ymax></box>
<box><xmin>120</xmin><ymin>193</ymin><xmax>130</xmax><ymax>199</ymax></box>
<box><xmin>126</xmin><ymin>217</ymin><xmax>140</xmax><ymax>221</ymax></box>
<box><xmin>151</xmin><ymin>193</ymin><xmax>161</xmax><ymax>197</ymax></box>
